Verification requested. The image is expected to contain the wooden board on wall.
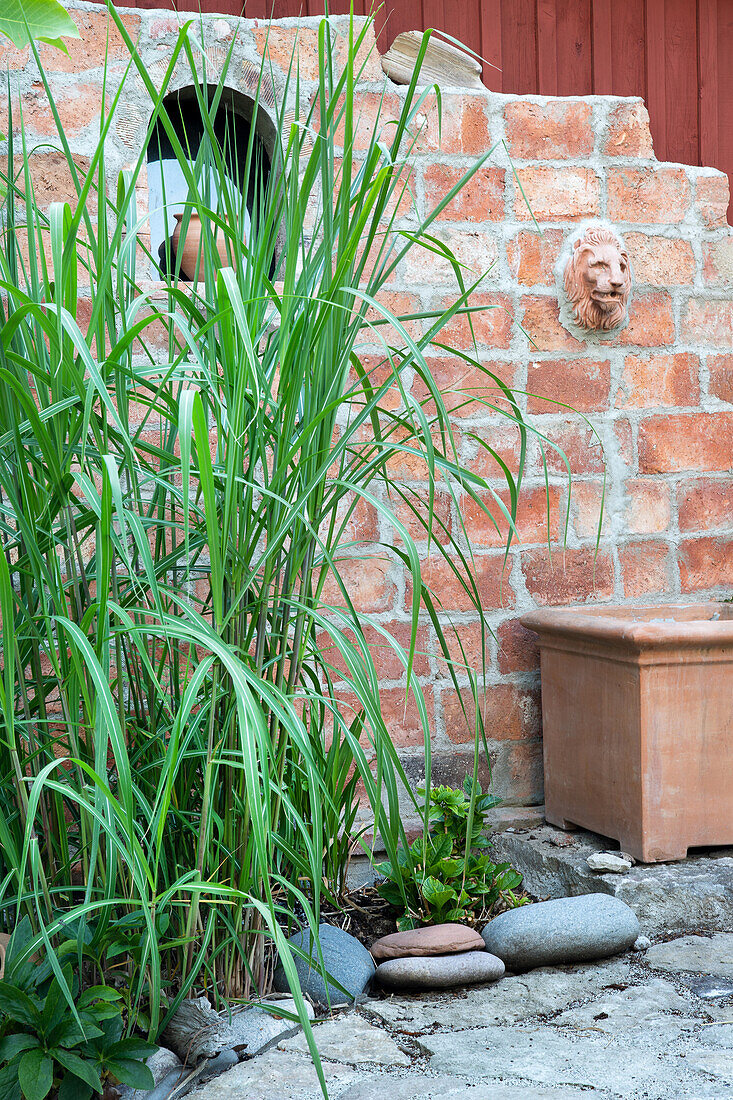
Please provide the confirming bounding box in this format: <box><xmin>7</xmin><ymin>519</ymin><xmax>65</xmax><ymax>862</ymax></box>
<box><xmin>101</xmin><ymin>0</ymin><xmax>733</xmax><ymax>216</ymax></box>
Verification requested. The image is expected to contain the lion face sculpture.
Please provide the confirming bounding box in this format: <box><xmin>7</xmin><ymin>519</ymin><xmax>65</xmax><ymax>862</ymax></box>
<box><xmin>563</xmin><ymin>227</ymin><xmax>631</xmax><ymax>332</ymax></box>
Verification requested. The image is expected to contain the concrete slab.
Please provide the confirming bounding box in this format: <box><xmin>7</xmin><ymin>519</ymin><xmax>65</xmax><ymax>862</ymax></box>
<box><xmin>490</xmin><ymin>824</ymin><xmax>733</xmax><ymax>934</ymax></box>
<box><xmin>362</xmin><ymin>958</ymin><xmax>633</xmax><ymax>1032</ymax></box>
<box><xmin>419</xmin><ymin>1024</ymin><xmax>721</xmax><ymax>1097</ymax></box>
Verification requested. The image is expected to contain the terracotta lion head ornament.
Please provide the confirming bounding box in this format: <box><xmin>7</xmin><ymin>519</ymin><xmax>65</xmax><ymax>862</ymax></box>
<box><xmin>563</xmin><ymin>226</ymin><xmax>631</xmax><ymax>332</ymax></box>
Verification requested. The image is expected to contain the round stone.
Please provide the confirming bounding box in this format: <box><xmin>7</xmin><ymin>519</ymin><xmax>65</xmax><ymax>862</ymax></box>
<box><xmin>481</xmin><ymin>895</ymin><xmax>640</xmax><ymax>972</ymax></box>
<box><xmin>273</xmin><ymin>924</ymin><xmax>375</xmax><ymax>1006</ymax></box>
<box><xmin>371</xmin><ymin>923</ymin><xmax>485</xmax><ymax>960</ymax></box>
<box><xmin>374</xmin><ymin>950</ymin><xmax>504</xmax><ymax>991</ymax></box>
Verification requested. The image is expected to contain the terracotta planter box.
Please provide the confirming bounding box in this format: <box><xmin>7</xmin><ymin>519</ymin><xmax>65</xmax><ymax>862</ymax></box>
<box><xmin>521</xmin><ymin>603</ymin><xmax>733</xmax><ymax>863</ymax></box>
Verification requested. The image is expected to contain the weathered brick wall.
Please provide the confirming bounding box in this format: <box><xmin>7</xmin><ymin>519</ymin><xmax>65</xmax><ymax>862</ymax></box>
<box><xmin>3</xmin><ymin>6</ymin><xmax>732</xmax><ymax>818</ymax></box>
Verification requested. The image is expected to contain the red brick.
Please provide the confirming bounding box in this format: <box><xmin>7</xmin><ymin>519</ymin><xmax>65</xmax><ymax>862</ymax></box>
<box><xmin>620</xmin><ymin>541</ymin><xmax>674</xmax><ymax>597</ymax></box>
<box><xmin>149</xmin><ymin>14</ymin><xmax>184</xmax><ymax>38</ymax></box>
<box><xmin>619</xmin><ymin>292</ymin><xmax>675</xmax><ymax>347</ymax></box>
<box><xmin>677</xmin><ymin>478</ymin><xmax>733</xmax><ymax>532</ymax></box>
<box><xmin>679</xmin><ymin>537</ymin><xmax>733</xmax><ymax>592</ymax></box>
<box><xmin>410</xmin><ymin>553</ymin><xmax>515</xmax><ymax>612</ymax></box>
<box><xmin>462</xmin><ymin>485</ymin><xmax>561</xmax><ymax>548</ymax></box>
<box><xmin>444</xmin><ymin>683</ymin><xmax>541</xmax><ymax>744</ymax></box>
<box><xmin>10</xmin><ymin>82</ymin><xmax>104</xmax><ymax>138</ymax></box>
<box><xmin>538</xmin><ymin>421</ymin><xmax>607</xmax><ymax>476</ymax></box>
<box><xmin>321</xmin><ymin>555</ymin><xmax>395</xmax><ymax>612</ymax></box>
<box><xmin>424</xmin><ymin>164</ymin><xmax>504</xmax><ymax>222</ymax></box>
<box><xmin>335</xmin><ymin>25</ymin><xmax>383</xmax><ymax>82</ymax></box>
<box><xmin>411</xmin><ymin>357</ymin><xmax>519</xmax><ymax>419</ymax></box>
<box><xmin>335</xmin><ymin>158</ymin><xmax>413</xmax><ymax>221</ymax></box>
<box><xmin>569</xmin><ymin>482</ymin><xmax>609</xmax><ymax>541</ymax></box>
<box><xmin>607</xmin><ymin>167</ymin><xmax>691</xmax><ymax>223</ymax></box>
<box><xmin>638</xmin><ymin>413</ymin><xmax>733</xmax><ymax>473</ymax></box>
<box><xmin>436</xmin><ymin>622</ymin><xmax>489</xmax><ymax>675</ymax></box>
<box><xmin>335</xmin><ymin>494</ymin><xmax>380</xmax><ymax>543</ymax></box>
<box><xmin>709</xmin><ymin>355</ymin><xmax>733</xmax><ymax>403</ymax></box>
<box><xmin>490</xmin><ymin>739</ymin><xmax>544</xmax><ymax>805</ymax></box>
<box><xmin>377</xmin><ymin>686</ymin><xmax>435</xmax><ymax>748</ymax></box>
<box><xmin>616</xmin><ymin>353</ymin><xmax>699</xmax><ymax>408</ymax></box>
<box><xmin>393</xmin><ymin>490</ymin><xmax>453</xmax><ymax>546</ymax></box>
<box><xmin>514</xmin><ymin>166</ymin><xmax>601</xmax><ymax>222</ymax></box>
<box><xmin>365</xmin><ymin>290</ymin><xmax>423</xmax><ymax>343</ymax></box>
<box><xmin>13</xmin><ymin>149</ymin><xmax>95</xmax><ymax>214</ymax></box>
<box><xmin>39</xmin><ymin>10</ymin><xmax>139</xmax><ymax>70</ymax></box>
<box><xmin>465</xmin><ymin>423</ymin><xmax>525</xmax><ymax>479</ymax></box>
<box><xmin>695</xmin><ymin>175</ymin><xmax>730</xmax><ymax>229</ymax></box>
<box><xmin>0</xmin><ymin>37</ymin><xmax>28</xmax><ymax>69</ymax></box>
<box><xmin>507</xmin><ymin>229</ymin><xmax>564</xmax><ymax>287</ymax></box>
<box><xmin>702</xmin><ymin>238</ymin><xmax>733</xmax><ymax>287</ymax></box>
<box><xmin>383</xmin><ymin>426</ymin><xmax>446</xmax><ymax>480</ymax></box>
<box><xmin>681</xmin><ymin>300</ymin><xmax>733</xmax><ymax>349</ymax></box>
<box><xmin>625</xmin><ymin>480</ymin><xmax>672</xmax><ymax>534</ymax></box>
<box><xmin>350</xmin><ymin>354</ymin><xmax>402</xmax><ymax>412</ymax></box>
<box><xmin>333</xmin><ymin>91</ymin><xmax>402</xmax><ymax>151</ymax></box>
<box><xmin>406</xmin><ymin>231</ymin><xmax>499</xmax><ymax>285</ymax></box>
<box><xmin>521</xmin><ymin>547</ymin><xmax>614</xmax><ymax>604</ymax></box>
<box><xmin>410</xmin><ymin>92</ymin><xmax>493</xmax><ymax>155</ymax></box>
<box><xmin>317</xmin><ymin>622</ymin><xmax>431</xmax><ymax>682</ymax></box>
<box><xmin>504</xmin><ymin>100</ymin><xmax>593</xmax><ymax>159</ymax></box>
<box><xmin>521</xmin><ymin>296</ymin><xmax>583</xmax><ymax>352</ymax></box>
<box><xmin>603</xmin><ymin>102</ymin><xmax>654</xmax><ymax>157</ymax></box>
<box><xmin>625</xmin><ymin>234</ymin><xmax>695</xmax><ymax>286</ymax></box>
<box><xmin>496</xmin><ymin>618</ymin><xmax>540</xmax><ymax>674</ymax></box>
<box><xmin>437</xmin><ymin>293</ymin><xmax>512</xmax><ymax>350</ymax></box>
<box><xmin>527</xmin><ymin>358</ymin><xmax>611</xmax><ymax>413</ymax></box>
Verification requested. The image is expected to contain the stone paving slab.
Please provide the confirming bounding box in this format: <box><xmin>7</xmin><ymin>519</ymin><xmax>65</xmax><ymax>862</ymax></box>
<box><xmin>490</xmin><ymin>825</ymin><xmax>733</xmax><ymax>935</ymax></box>
<box><xmin>645</xmin><ymin>933</ymin><xmax>733</xmax><ymax>978</ymax></box>
<box><xmin>190</xmin><ymin>935</ymin><xmax>733</xmax><ymax>1100</ymax></box>
<box><xmin>279</xmin><ymin>1016</ymin><xmax>411</xmax><ymax>1065</ymax></box>
<box><xmin>550</xmin><ymin>977</ymin><xmax>698</xmax><ymax>1044</ymax></box>
<box><xmin>419</xmin><ymin>1025</ymin><xmax>722</xmax><ymax>1097</ymax></box>
<box><xmin>362</xmin><ymin>957</ymin><xmax>633</xmax><ymax>1031</ymax></box>
<box><xmin>189</xmin><ymin>1050</ymin><xmax>358</xmax><ymax>1099</ymax></box>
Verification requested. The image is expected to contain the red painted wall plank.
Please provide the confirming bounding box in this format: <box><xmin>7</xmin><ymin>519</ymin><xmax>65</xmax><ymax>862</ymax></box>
<box><xmin>664</xmin><ymin>0</ymin><xmax>699</xmax><ymax>164</ymax></box>
<box><xmin>536</xmin><ymin>0</ymin><xmax>559</xmax><ymax>95</ymax></box>
<box><xmin>609</xmin><ymin>1</ymin><xmax>646</xmax><ymax>96</ymax></box>
<box><xmin>592</xmin><ymin>0</ymin><xmax>614</xmax><ymax>94</ymax></box>
<box><xmin>698</xmin><ymin>0</ymin><xmax>719</xmax><ymax>165</ymax></box>
<box><xmin>717</xmin><ymin>0</ymin><xmax>733</xmax><ymax>213</ymax></box>
<box><xmin>645</xmin><ymin>0</ymin><xmax>668</xmax><ymax>159</ymax></box>
<box><xmin>480</xmin><ymin>0</ymin><xmax>503</xmax><ymax>90</ymax></box>
<box><xmin>500</xmin><ymin>0</ymin><xmax>538</xmax><ymax>93</ymax></box>
<box><xmin>556</xmin><ymin>0</ymin><xmax>592</xmax><ymax>94</ymax></box>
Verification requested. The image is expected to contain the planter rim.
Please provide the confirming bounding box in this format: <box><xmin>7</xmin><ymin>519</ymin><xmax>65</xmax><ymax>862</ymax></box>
<box><xmin>520</xmin><ymin>602</ymin><xmax>733</xmax><ymax>650</ymax></box>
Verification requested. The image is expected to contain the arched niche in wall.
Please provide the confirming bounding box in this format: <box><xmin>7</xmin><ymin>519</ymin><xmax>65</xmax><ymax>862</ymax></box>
<box><xmin>147</xmin><ymin>85</ymin><xmax>279</xmax><ymax>279</ymax></box>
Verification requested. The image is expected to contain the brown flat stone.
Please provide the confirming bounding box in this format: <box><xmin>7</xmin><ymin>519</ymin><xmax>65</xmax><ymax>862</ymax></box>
<box><xmin>370</xmin><ymin>923</ymin><xmax>485</xmax><ymax>961</ymax></box>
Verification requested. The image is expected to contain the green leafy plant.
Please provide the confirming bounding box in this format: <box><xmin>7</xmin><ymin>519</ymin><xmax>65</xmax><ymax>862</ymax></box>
<box><xmin>0</xmin><ymin>920</ymin><xmax>156</xmax><ymax>1099</ymax></box>
<box><xmin>0</xmin><ymin>8</ymin><xmax>566</xmax><ymax>1095</ymax></box>
<box><xmin>0</xmin><ymin>0</ymin><xmax>79</xmax><ymax>53</ymax></box>
<box><xmin>376</xmin><ymin>779</ymin><xmax>526</xmax><ymax>929</ymax></box>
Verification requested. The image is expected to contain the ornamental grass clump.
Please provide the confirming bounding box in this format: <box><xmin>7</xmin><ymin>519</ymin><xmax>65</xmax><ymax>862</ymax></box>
<box><xmin>0</xmin><ymin>8</ymin><xmax>556</xmax><ymax>1089</ymax></box>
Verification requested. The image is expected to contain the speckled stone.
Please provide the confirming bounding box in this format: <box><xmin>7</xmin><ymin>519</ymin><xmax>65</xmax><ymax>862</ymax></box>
<box><xmin>273</xmin><ymin>924</ymin><xmax>375</xmax><ymax>1006</ymax></box>
<box><xmin>482</xmin><ymin>894</ymin><xmax>639</xmax><ymax>971</ymax></box>
<box><xmin>375</xmin><ymin>950</ymin><xmax>504</xmax><ymax>990</ymax></box>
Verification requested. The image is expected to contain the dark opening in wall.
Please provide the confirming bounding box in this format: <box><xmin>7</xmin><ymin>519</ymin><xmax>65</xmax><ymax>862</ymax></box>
<box><xmin>147</xmin><ymin>85</ymin><xmax>275</xmax><ymax>279</ymax></box>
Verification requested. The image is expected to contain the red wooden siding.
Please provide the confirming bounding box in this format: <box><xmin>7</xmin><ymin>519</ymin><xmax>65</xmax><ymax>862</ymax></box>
<box><xmin>107</xmin><ymin>0</ymin><xmax>733</xmax><ymax>210</ymax></box>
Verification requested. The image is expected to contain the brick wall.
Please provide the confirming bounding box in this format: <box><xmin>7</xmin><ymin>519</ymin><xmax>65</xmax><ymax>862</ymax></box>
<box><xmin>3</xmin><ymin>6</ymin><xmax>732</xmax><ymax>818</ymax></box>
